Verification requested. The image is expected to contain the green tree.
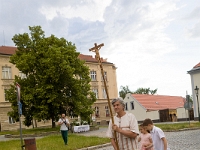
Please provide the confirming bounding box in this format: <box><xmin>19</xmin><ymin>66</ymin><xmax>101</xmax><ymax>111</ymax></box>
<box><xmin>133</xmin><ymin>87</ymin><xmax>157</xmax><ymax>95</ymax></box>
<box><xmin>119</xmin><ymin>85</ymin><xmax>133</xmax><ymax>99</ymax></box>
<box><xmin>7</xmin><ymin>26</ymin><xmax>96</xmax><ymax>128</ymax></box>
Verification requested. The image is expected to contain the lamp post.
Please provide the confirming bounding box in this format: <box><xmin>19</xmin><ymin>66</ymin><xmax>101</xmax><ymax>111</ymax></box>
<box><xmin>194</xmin><ymin>86</ymin><xmax>200</xmax><ymax>122</ymax></box>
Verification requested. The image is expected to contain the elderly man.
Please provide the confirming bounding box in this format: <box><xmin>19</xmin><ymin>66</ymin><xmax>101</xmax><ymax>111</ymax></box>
<box><xmin>106</xmin><ymin>97</ymin><xmax>139</xmax><ymax>150</ymax></box>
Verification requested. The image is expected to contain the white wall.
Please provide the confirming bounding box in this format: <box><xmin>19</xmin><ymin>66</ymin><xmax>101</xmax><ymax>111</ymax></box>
<box><xmin>177</xmin><ymin>107</ymin><xmax>187</xmax><ymax>119</ymax></box>
<box><xmin>124</xmin><ymin>93</ymin><xmax>159</xmax><ymax>122</ymax></box>
<box><xmin>189</xmin><ymin>70</ymin><xmax>200</xmax><ymax>118</ymax></box>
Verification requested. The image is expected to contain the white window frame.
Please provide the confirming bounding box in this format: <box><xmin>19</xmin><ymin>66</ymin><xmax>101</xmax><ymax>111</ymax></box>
<box><xmin>102</xmin><ymin>88</ymin><xmax>107</xmax><ymax>99</ymax></box>
<box><xmin>2</xmin><ymin>66</ymin><xmax>12</xmax><ymax>79</ymax></box>
<box><xmin>93</xmin><ymin>89</ymin><xmax>98</xmax><ymax>99</ymax></box>
<box><xmin>130</xmin><ymin>101</ymin><xmax>134</xmax><ymax>110</ymax></box>
<box><xmin>101</xmin><ymin>71</ymin><xmax>107</xmax><ymax>81</ymax></box>
<box><xmin>95</xmin><ymin>107</ymin><xmax>99</xmax><ymax>117</ymax></box>
<box><xmin>125</xmin><ymin>102</ymin><xmax>128</xmax><ymax>111</ymax></box>
<box><xmin>105</xmin><ymin>106</ymin><xmax>110</xmax><ymax>117</ymax></box>
<box><xmin>19</xmin><ymin>71</ymin><xmax>26</xmax><ymax>79</ymax></box>
<box><xmin>9</xmin><ymin>117</ymin><xmax>15</xmax><ymax>124</ymax></box>
<box><xmin>90</xmin><ymin>71</ymin><xmax>97</xmax><ymax>81</ymax></box>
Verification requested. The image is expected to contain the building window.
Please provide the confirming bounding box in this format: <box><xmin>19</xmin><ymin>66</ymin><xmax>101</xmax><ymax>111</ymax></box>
<box><xmin>125</xmin><ymin>102</ymin><xmax>128</xmax><ymax>111</ymax></box>
<box><xmin>130</xmin><ymin>101</ymin><xmax>134</xmax><ymax>110</ymax></box>
<box><xmin>101</xmin><ymin>71</ymin><xmax>107</xmax><ymax>81</ymax></box>
<box><xmin>2</xmin><ymin>66</ymin><xmax>12</xmax><ymax>79</ymax></box>
<box><xmin>9</xmin><ymin>117</ymin><xmax>15</xmax><ymax>124</ymax></box>
<box><xmin>105</xmin><ymin>106</ymin><xmax>110</xmax><ymax>117</ymax></box>
<box><xmin>93</xmin><ymin>89</ymin><xmax>98</xmax><ymax>99</ymax></box>
<box><xmin>102</xmin><ymin>88</ymin><xmax>107</xmax><ymax>99</ymax></box>
<box><xmin>95</xmin><ymin>107</ymin><xmax>99</xmax><ymax>117</ymax></box>
<box><xmin>4</xmin><ymin>89</ymin><xmax>8</xmax><ymax>101</ymax></box>
<box><xmin>90</xmin><ymin>71</ymin><xmax>97</xmax><ymax>81</ymax></box>
<box><xmin>19</xmin><ymin>71</ymin><xmax>26</xmax><ymax>79</ymax></box>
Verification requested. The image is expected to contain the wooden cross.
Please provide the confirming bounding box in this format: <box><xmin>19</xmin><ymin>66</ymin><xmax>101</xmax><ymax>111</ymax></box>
<box><xmin>89</xmin><ymin>43</ymin><xmax>119</xmax><ymax>150</ymax></box>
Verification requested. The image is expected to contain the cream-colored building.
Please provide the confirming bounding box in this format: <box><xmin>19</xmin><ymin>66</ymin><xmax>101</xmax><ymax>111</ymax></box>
<box><xmin>78</xmin><ymin>54</ymin><xmax>118</xmax><ymax>125</ymax></box>
<box><xmin>0</xmin><ymin>46</ymin><xmax>118</xmax><ymax>131</ymax></box>
<box><xmin>188</xmin><ymin>62</ymin><xmax>200</xmax><ymax>120</ymax></box>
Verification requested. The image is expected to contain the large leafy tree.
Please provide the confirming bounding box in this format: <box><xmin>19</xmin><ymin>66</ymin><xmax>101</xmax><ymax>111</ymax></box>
<box><xmin>7</xmin><ymin>26</ymin><xmax>96</xmax><ymax>128</ymax></box>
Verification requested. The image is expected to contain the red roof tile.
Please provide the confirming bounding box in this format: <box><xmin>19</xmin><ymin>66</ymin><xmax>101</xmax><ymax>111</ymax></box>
<box><xmin>0</xmin><ymin>46</ymin><xmax>112</xmax><ymax>64</ymax></box>
<box><xmin>0</xmin><ymin>46</ymin><xmax>17</xmax><ymax>55</ymax></box>
<box><xmin>193</xmin><ymin>62</ymin><xmax>200</xmax><ymax>68</ymax></box>
<box><xmin>78</xmin><ymin>54</ymin><xmax>111</xmax><ymax>63</ymax></box>
<box><xmin>131</xmin><ymin>94</ymin><xmax>185</xmax><ymax>111</ymax></box>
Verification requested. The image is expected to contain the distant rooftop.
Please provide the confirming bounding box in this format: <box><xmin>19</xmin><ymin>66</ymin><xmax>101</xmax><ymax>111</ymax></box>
<box><xmin>188</xmin><ymin>62</ymin><xmax>200</xmax><ymax>74</ymax></box>
<box><xmin>0</xmin><ymin>46</ymin><xmax>17</xmax><ymax>55</ymax></box>
<box><xmin>78</xmin><ymin>54</ymin><xmax>112</xmax><ymax>64</ymax></box>
<box><xmin>0</xmin><ymin>46</ymin><xmax>113</xmax><ymax>64</ymax></box>
<box><xmin>131</xmin><ymin>94</ymin><xmax>185</xmax><ymax>111</ymax></box>
<box><xmin>193</xmin><ymin>62</ymin><xmax>200</xmax><ymax>68</ymax></box>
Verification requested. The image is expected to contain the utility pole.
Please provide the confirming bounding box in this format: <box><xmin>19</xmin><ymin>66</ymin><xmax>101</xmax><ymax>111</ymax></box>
<box><xmin>89</xmin><ymin>43</ymin><xmax>119</xmax><ymax>150</ymax></box>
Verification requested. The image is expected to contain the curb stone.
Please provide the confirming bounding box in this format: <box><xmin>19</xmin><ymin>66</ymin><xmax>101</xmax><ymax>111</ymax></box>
<box><xmin>78</xmin><ymin>143</ymin><xmax>112</xmax><ymax>150</ymax></box>
<box><xmin>164</xmin><ymin>127</ymin><xmax>200</xmax><ymax>132</ymax></box>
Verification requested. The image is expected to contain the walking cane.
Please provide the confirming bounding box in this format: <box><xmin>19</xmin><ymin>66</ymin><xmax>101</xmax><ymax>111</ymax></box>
<box><xmin>89</xmin><ymin>43</ymin><xmax>119</xmax><ymax>150</ymax></box>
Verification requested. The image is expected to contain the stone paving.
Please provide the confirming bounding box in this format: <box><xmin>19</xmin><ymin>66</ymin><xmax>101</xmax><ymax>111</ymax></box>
<box><xmin>77</xmin><ymin>127</ymin><xmax>200</xmax><ymax>150</ymax></box>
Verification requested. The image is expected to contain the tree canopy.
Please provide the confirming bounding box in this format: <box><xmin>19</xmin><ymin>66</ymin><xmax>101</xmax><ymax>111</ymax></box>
<box><xmin>119</xmin><ymin>86</ymin><xmax>133</xmax><ymax>99</ymax></box>
<box><xmin>7</xmin><ymin>26</ymin><xmax>96</xmax><ymax>128</ymax></box>
<box><xmin>119</xmin><ymin>86</ymin><xmax>157</xmax><ymax>99</ymax></box>
<box><xmin>133</xmin><ymin>87</ymin><xmax>157</xmax><ymax>95</ymax></box>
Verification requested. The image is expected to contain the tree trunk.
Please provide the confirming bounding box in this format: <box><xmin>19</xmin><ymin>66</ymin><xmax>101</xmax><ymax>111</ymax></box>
<box><xmin>52</xmin><ymin>116</ymin><xmax>56</xmax><ymax>128</ymax></box>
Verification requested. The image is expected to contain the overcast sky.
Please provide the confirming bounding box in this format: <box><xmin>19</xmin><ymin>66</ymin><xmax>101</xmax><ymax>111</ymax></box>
<box><xmin>1</xmin><ymin>0</ymin><xmax>200</xmax><ymax>97</ymax></box>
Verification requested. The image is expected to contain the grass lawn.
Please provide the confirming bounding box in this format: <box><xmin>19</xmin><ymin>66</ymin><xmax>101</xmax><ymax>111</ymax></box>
<box><xmin>0</xmin><ymin>134</ymin><xmax>110</xmax><ymax>150</ymax></box>
<box><xmin>156</xmin><ymin>122</ymin><xmax>200</xmax><ymax>131</ymax></box>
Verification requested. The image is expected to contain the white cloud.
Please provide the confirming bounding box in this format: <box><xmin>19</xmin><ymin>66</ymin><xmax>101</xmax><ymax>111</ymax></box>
<box><xmin>39</xmin><ymin>0</ymin><xmax>112</xmax><ymax>22</ymax></box>
<box><xmin>103</xmin><ymin>1</ymin><xmax>177</xmax><ymax>58</ymax></box>
<box><xmin>1</xmin><ymin>0</ymin><xmax>200</xmax><ymax>97</ymax></box>
<box><xmin>185</xmin><ymin>21</ymin><xmax>200</xmax><ymax>39</ymax></box>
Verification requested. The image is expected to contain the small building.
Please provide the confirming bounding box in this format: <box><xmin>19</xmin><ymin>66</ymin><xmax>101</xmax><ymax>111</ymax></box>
<box><xmin>124</xmin><ymin>93</ymin><xmax>193</xmax><ymax>123</ymax></box>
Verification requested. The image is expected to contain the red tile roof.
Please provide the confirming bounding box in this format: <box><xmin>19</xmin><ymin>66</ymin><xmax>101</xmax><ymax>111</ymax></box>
<box><xmin>0</xmin><ymin>46</ymin><xmax>112</xmax><ymax>64</ymax></box>
<box><xmin>0</xmin><ymin>46</ymin><xmax>17</xmax><ymax>55</ymax></box>
<box><xmin>131</xmin><ymin>94</ymin><xmax>185</xmax><ymax>111</ymax></box>
<box><xmin>193</xmin><ymin>62</ymin><xmax>200</xmax><ymax>68</ymax></box>
<box><xmin>78</xmin><ymin>54</ymin><xmax>111</xmax><ymax>64</ymax></box>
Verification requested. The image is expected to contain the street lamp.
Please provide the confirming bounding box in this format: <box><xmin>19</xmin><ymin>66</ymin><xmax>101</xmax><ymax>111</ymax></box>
<box><xmin>194</xmin><ymin>86</ymin><xmax>200</xmax><ymax>122</ymax></box>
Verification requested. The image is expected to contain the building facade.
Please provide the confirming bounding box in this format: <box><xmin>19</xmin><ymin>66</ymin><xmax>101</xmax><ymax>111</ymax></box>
<box><xmin>0</xmin><ymin>46</ymin><xmax>118</xmax><ymax>131</ymax></box>
<box><xmin>188</xmin><ymin>62</ymin><xmax>200</xmax><ymax>120</ymax></box>
<box><xmin>78</xmin><ymin>54</ymin><xmax>118</xmax><ymax>125</ymax></box>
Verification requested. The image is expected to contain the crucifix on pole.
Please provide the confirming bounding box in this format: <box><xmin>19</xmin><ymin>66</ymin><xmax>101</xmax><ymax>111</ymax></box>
<box><xmin>89</xmin><ymin>43</ymin><xmax>119</xmax><ymax>150</ymax></box>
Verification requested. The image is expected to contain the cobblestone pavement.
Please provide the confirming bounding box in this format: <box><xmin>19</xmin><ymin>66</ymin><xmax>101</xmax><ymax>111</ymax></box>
<box><xmin>78</xmin><ymin>128</ymin><xmax>200</xmax><ymax>150</ymax></box>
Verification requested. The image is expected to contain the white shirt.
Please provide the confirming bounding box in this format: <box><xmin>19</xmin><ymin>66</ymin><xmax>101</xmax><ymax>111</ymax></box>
<box><xmin>106</xmin><ymin>112</ymin><xmax>139</xmax><ymax>150</ymax></box>
<box><xmin>150</xmin><ymin>126</ymin><xmax>166</xmax><ymax>150</ymax></box>
<box><xmin>58</xmin><ymin>118</ymin><xmax>69</xmax><ymax>131</ymax></box>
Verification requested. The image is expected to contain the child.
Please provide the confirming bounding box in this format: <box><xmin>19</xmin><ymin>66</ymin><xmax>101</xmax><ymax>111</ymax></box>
<box><xmin>143</xmin><ymin>118</ymin><xmax>169</xmax><ymax>150</ymax></box>
<box><xmin>138</xmin><ymin>124</ymin><xmax>154</xmax><ymax>150</ymax></box>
